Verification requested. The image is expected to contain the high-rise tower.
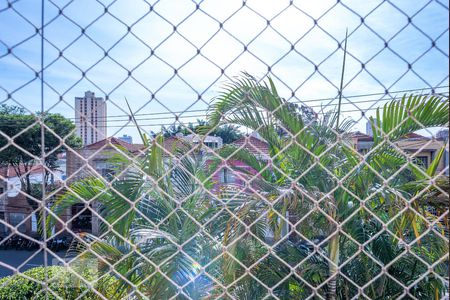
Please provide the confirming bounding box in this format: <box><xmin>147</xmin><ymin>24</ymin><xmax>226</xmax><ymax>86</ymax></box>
<box><xmin>75</xmin><ymin>91</ymin><xmax>107</xmax><ymax>145</ymax></box>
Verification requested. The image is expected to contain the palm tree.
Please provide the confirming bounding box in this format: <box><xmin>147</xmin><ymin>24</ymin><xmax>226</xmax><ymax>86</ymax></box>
<box><xmin>47</xmin><ymin>136</ymin><xmax>218</xmax><ymax>299</ymax></box>
<box><xmin>46</xmin><ymin>75</ymin><xmax>448</xmax><ymax>299</ymax></box>
<box><xmin>47</xmin><ymin>135</ymin><xmax>275</xmax><ymax>299</ymax></box>
<box><xmin>206</xmin><ymin>73</ymin><xmax>449</xmax><ymax>299</ymax></box>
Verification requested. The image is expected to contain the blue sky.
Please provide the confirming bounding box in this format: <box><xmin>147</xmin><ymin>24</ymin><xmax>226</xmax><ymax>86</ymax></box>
<box><xmin>1</xmin><ymin>0</ymin><xmax>448</xmax><ymax>141</ymax></box>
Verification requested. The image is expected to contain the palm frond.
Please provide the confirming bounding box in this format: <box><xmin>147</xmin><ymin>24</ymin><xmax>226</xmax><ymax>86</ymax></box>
<box><xmin>370</xmin><ymin>94</ymin><xmax>448</xmax><ymax>144</ymax></box>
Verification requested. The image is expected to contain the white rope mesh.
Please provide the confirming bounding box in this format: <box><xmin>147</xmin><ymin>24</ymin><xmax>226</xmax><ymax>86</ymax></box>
<box><xmin>0</xmin><ymin>1</ymin><xmax>448</xmax><ymax>299</ymax></box>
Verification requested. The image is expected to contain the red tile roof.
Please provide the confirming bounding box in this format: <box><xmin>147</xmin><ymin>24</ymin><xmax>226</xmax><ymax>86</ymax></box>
<box><xmin>0</xmin><ymin>164</ymin><xmax>49</xmax><ymax>178</ymax></box>
<box><xmin>233</xmin><ymin>135</ymin><xmax>269</xmax><ymax>157</ymax></box>
<box><xmin>83</xmin><ymin>137</ymin><xmax>145</xmax><ymax>153</ymax></box>
<box><xmin>350</xmin><ymin>131</ymin><xmax>373</xmax><ymax>141</ymax></box>
<box><xmin>160</xmin><ymin>136</ymin><xmax>191</xmax><ymax>154</ymax></box>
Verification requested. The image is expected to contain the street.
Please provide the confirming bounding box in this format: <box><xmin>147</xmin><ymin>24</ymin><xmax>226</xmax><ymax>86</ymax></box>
<box><xmin>0</xmin><ymin>250</ymin><xmax>67</xmax><ymax>278</ymax></box>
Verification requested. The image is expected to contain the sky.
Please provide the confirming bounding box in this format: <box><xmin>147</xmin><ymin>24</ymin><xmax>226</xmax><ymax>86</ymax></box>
<box><xmin>0</xmin><ymin>0</ymin><xmax>449</xmax><ymax>142</ymax></box>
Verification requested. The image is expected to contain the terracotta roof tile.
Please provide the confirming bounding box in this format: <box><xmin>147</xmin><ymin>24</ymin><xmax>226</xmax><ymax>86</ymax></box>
<box><xmin>83</xmin><ymin>137</ymin><xmax>146</xmax><ymax>153</ymax></box>
<box><xmin>233</xmin><ymin>135</ymin><xmax>269</xmax><ymax>157</ymax></box>
<box><xmin>349</xmin><ymin>131</ymin><xmax>373</xmax><ymax>141</ymax></box>
<box><xmin>0</xmin><ymin>164</ymin><xmax>49</xmax><ymax>178</ymax></box>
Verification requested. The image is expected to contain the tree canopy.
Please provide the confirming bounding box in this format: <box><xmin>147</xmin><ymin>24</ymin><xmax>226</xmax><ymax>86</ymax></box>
<box><xmin>46</xmin><ymin>75</ymin><xmax>449</xmax><ymax>299</ymax></box>
<box><xmin>0</xmin><ymin>104</ymin><xmax>81</xmax><ymax>208</ymax></box>
<box><xmin>161</xmin><ymin>118</ymin><xmax>242</xmax><ymax>143</ymax></box>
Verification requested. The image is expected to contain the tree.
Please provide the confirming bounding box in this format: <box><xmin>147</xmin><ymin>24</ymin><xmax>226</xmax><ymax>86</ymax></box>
<box><xmin>211</xmin><ymin>124</ymin><xmax>242</xmax><ymax>144</ymax></box>
<box><xmin>47</xmin><ymin>137</ymin><xmax>224</xmax><ymax>299</ymax></box>
<box><xmin>162</xmin><ymin>119</ymin><xmax>242</xmax><ymax>144</ymax></box>
<box><xmin>46</xmin><ymin>76</ymin><xmax>448</xmax><ymax>299</ymax></box>
<box><xmin>0</xmin><ymin>104</ymin><xmax>81</xmax><ymax>231</ymax></box>
<box><xmin>206</xmin><ymin>74</ymin><xmax>449</xmax><ymax>299</ymax></box>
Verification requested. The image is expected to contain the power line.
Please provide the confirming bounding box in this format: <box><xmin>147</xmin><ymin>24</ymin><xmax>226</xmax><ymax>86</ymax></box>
<box><xmin>2</xmin><ymin>87</ymin><xmax>448</xmax><ymax>126</ymax></box>
<box><xmin>70</xmin><ymin>89</ymin><xmax>450</xmax><ymax>124</ymax></box>
<box><xmin>0</xmin><ymin>95</ymin><xmax>448</xmax><ymax>128</ymax></box>
<box><xmin>87</xmin><ymin>85</ymin><xmax>450</xmax><ymax>119</ymax></box>
<box><xmin>31</xmin><ymin>85</ymin><xmax>449</xmax><ymax>122</ymax></box>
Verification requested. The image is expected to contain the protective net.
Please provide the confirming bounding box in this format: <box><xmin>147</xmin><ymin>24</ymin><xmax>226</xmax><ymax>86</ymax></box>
<box><xmin>0</xmin><ymin>1</ymin><xmax>448</xmax><ymax>299</ymax></box>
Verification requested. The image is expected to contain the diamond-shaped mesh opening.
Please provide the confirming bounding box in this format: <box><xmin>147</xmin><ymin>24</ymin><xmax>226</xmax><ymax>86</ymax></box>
<box><xmin>250</xmin><ymin>254</ymin><xmax>290</xmax><ymax>288</ymax></box>
<box><xmin>272</xmin><ymin>232</ymin><xmax>314</xmax><ymax>267</ymax></box>
<box><xmin>387</xmin><ymin>208</ymin><xmax>431</xmax><ymax>245</ymax></box>
<box><xmin>388</xmin><ymin>253</ymin><xmax>429</xmax><ymax>287</ymax></box>
<box><xmin>409</xmin><ymin>276</ymin><xmax>448</xmax><ymax>300</ymax></box>
<box><xmin>342</xmin><ymin>208</ymin><xmax>384</xmax><ymax>244</ymax></box>
<box><xmin>363</xmin><ymin>274</ymin><xmax>404</xmax><ymax>299</ymax></box>
<box><xmin>342</xmin><ymin>252</ymin><xmax>383</xmax><ymax>288</ymax></box>
<box><xmin>272</xmin><ymin>274</ymin><xmax>314</xmax><ymax>299</ymax></box>
<box><xmin>227</xmin><ymin>232</ymin><xmax>269</xmax><ymax>268</ymax></box>
<box><xmin>0</xmin><ymin>0</ymin><xmax>448</xmax><ymax>298</ymax></box>
<box><xmin>295</xmin><ymin>210</ymin><xmax>331</xmax><ymax>244</ymax></box>
<box><xmin>411</xmin><ymin>230</ymin><xmax>448</xmax><ymax>265</ymax></box>
<box><xmin>314</xmin><ymin>275</ymin><xmax>360</xmax><ymax>299</ymax></box>
<box><xmin>227</xmin><ymin>274</ymin><xmax>268</xmax><ymax>299</ymax></box>
<box><xmin>204</xmin><ymin>254</ymin><xmax>245</xmax><ymax>286</ymax></box>
<box><xmin>363</xmin><ymin>230</ymin><xmax>403</xmax><ymax>267</ymax></box>
<box><xmin>295</xmin><ymin>254</ymin><xmax>329</xmax><ymax>288</ymax></box>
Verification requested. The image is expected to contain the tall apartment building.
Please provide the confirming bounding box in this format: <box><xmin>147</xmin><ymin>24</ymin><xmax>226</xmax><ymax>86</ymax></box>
<box><xmin>75</xmin><ymin>91</ymin><xmax>107</xmax><ymax>145</ymax></box>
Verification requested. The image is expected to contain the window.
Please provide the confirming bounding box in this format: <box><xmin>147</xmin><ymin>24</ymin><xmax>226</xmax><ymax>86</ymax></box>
<box><xmin>71</xmin><ymin>204</ymin><xmax>92</xmax><ymax>232</ymax></box>
<box><xmin>9</xmin><ymin>212</ymin><xmax>26</xmax><ymax>233</ymax></box>
<box><xmin>96</xmin><ymin>161</ymin><xmax>116</xmax><ymax>180</ymax></box>
<box><xmin>31</xmin><ymin>213</ymin><xmax>37</xmax><ymax>232</ymax></box>
<box><xmin>220</xmin><ymin>168</ymin><xmax>235</xmax><ymax>184</ymax></box>
<box><xmin>414</xmin><ymin>156</ymin><xmax>429</xmax><ymax>168</ymax></box>
<box><xmin>205</xmin><ymin>141</ymin><xmax>218</xmax><ymax>149</ymax></box>
<box><xmin>359</xmin><ymin>148</ymin><xmax>369</xmax><ymax>155</ymax></box>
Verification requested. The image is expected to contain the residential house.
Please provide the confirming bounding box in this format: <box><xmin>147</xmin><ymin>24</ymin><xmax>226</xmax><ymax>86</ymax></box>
<box><xmin>436</xmin><ymin>128</ymin><xmax>449</xmax><ymax>175</ymax></box>
<box><xmin>211</xmin><ymin>132</ymin><xmax>269</xmax><ymax>188</ymax></box>
<box><xmin>65</xmin><ymin>137</ymin><xmax>145</xmax><ymax>235</ymax></box>
<box><xmin>66</xmin><ymin>137</ymin><xmax>145</xmax><ymax>180</ymax></box>
<box><xmin>350</xmin><ymin>130</ymin><xmax>448</xmax><ymax>172</ymax></box>
<box><xmin>0</xmin><ymin>162</ymin><xmax>65</xmax><ymax>237</ymax></box>
<box><xmin>184</xmin><ymin>134</ymin><xmax>223</xmax><ymax>149</ymax></box>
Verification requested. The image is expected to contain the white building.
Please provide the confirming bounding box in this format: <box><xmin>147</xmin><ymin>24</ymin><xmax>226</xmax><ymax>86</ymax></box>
<box><xmin>184</xmin><ymin>133</ymin><xmax>223</xmax><ymax>149</ymax></box>
<box><xmin>366</xmin><ymin>119</ymin><xmax>381</xmax><ymax>137</ymax></box>
<box><xmin>118</xmin><ymin>134</ymin><xmax>133</xmax><ymax>144</ymax></box>
<box><xmin>75</xmin><ymin>91</ymin><xmax>107</xmax><ymax>145</ymax></box>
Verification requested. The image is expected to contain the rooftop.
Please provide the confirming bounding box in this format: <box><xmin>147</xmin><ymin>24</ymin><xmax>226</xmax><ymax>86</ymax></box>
<box><xmin>82</xmin><ymin>137</ymin><xmax>145</xmax><ymax>153</ymax></box>
<box><xmin>233</xmin><ymin>134</ymin><xmax>269</xmax><ymax>158</ymax></box>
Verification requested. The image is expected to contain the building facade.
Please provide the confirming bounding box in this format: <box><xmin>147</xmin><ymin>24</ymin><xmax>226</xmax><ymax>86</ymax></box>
<box><xmin>0</xmin><ymin>163</ymin><xmax>66</xmax><ymax>237</ymax></box>
<box><xmin>66</xmin><ymin>137</ymin><xmax>145</xmax><ymax>235</ymax></box>
<box><xmin>351</xmin><ymin>131</ymin><xmax>448</xmax><ymax>172</ymax></box>
<box><xmin>75</xmin><ymin>91</ymin><xmax>107</xmax><ymax>146</ymax></box>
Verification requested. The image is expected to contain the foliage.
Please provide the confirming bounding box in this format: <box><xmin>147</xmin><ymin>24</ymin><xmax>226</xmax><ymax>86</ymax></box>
<box><xmin>49</xmin><ymin>75</ymin><xmax>449</xmax><ymax>299</ymax></box>
<box><xmin>205</xmin><ymin>73</ymin><xmax>449</xmax><ymax>299</ymax></box>
<box><xmin>210</xmin><ymin>124</ymin><xmax>242</xmax><ymax>143</ymax></box>
<box><xmin>162</xmin><ymin>118</ymin><xmax>242</xmax><ymax>143</ymax></box>
<box><xmin>0</xmin><ymin>104</ymin><xmax>81</xmax><ymax>208</ymax></box>
<box><xmin>0</xmin><ymin>266</ymin><xmax>118</xmax><ymax>300</ymax></box>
